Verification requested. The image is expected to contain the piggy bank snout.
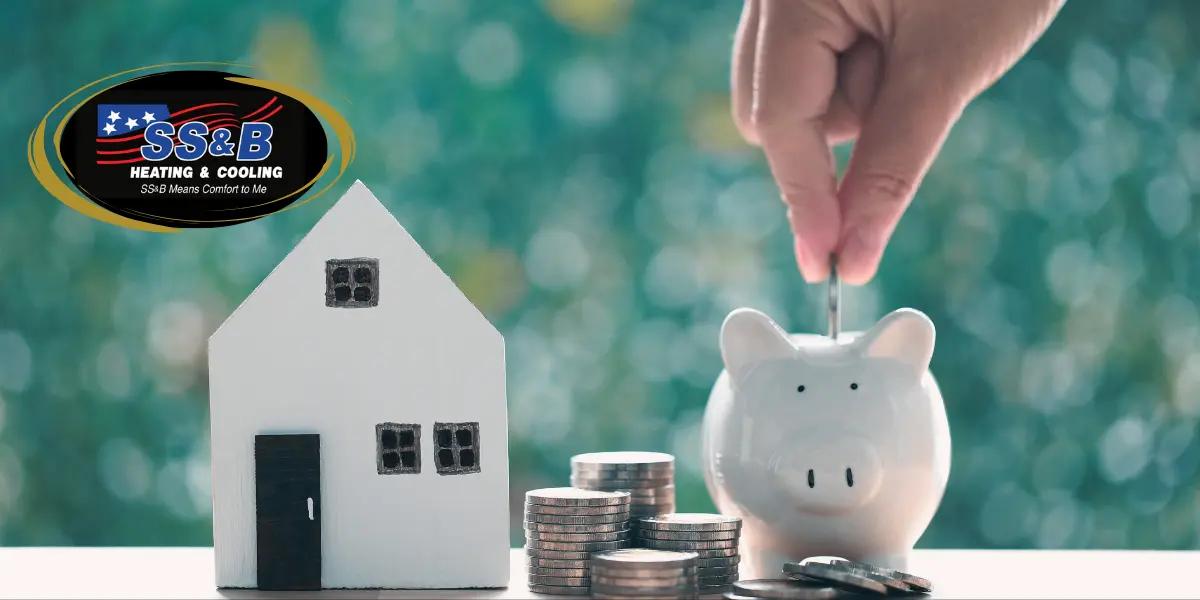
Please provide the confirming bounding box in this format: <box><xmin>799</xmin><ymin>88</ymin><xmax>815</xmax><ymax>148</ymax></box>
<box><xmin>770</xmin><ymin>433</ymin><xmax>884</xmax><ymax>515</ymax></box>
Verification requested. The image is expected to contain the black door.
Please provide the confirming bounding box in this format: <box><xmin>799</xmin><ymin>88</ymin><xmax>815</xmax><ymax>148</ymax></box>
<box><xmin>255</xmin><ymin>434</ymin><xmax>321</xmax><ymax>590</ymax></box>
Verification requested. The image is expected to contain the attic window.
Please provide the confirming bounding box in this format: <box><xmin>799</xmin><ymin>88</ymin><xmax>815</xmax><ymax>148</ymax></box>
<box><xmin>326</xmin><ymin>258</ymin><xmax>379</xmax><ymax>308</ymax></box>
<box><xmin>433</xmin><ymin>422</ymin><xmax>480</xmax><ymax>475</ymax></box>
<box><xmin>376</xmin><ymin>423</ymin><xmax>420</xmax><ymax>474</ymax></box>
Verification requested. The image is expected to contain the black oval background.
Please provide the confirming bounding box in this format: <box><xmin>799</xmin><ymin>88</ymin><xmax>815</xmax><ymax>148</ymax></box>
<box><xmin>60</xmin><ymin>70</ymin><xmax>328</xmax><ymax>228</ymax></box>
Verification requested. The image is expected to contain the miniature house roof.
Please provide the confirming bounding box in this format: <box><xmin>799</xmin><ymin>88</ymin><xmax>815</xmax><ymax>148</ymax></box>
<box><xmin>210</xmin><ymin>179</ymin><xmax>499</xmax><ymax>347</ymax></box>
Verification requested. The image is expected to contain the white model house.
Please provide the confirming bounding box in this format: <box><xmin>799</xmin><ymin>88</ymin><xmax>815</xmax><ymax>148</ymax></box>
<box><xmin>208</xmin><ymin>181</ymin><xmax>509</xmax><ymax>590</ymax></box>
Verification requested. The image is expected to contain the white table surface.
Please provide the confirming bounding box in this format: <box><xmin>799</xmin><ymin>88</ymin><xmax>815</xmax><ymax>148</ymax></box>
<box><xmin>0</xmin><ymin>547</ymin><xmax>1196</xmax><ymax>599</ymax></box>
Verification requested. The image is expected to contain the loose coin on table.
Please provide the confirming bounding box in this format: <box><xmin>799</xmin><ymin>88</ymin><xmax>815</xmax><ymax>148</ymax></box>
<box><xmin>831</xmin><ymin>559</ymin><xmax>933</xmax><ymax>593</ymax></box>
<box><xmin>732</xmin><ymin>578</ymin><xmax>840</xmax><ymax>599</ymax></box>
<box><xmin>783</xmin><ymin>561</ymin><xmax>888</xmax><ymax>595</ymax></box>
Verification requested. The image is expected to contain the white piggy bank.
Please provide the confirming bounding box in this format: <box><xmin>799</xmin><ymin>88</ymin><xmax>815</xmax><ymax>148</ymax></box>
<box><xmin>702</xmin><ymin>307</ymin><xmax>950</xmax><ymax>577</ymax></box>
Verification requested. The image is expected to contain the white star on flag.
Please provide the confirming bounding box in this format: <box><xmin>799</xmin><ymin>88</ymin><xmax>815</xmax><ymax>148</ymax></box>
<box><xmin>102</xmin><ymin>122</ymin><xmax>116</xmax><ymax>135</ymax></box>
<box><xmin>141</xmin><ymin>111</ymin><xmax>156</xmax><ymax>124</ymax></box>
<box><xmin>107</xmin><ymin>110</ymin><xmax>120</xmax><ymax>122</ymax></box>
<box><xmin>125</xmin><ymin>117</ymin><xmax>139</xmax><ymax>130</ymax></box>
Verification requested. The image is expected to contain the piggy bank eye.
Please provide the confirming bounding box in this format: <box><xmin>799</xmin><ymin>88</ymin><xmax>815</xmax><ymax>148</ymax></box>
<box><xmin>796</xmin><ymin>385</ymin><xmax>805</xmax><ymax>393</ymax></box>
<box><xmin>850</xmin><ymin>382</ymin><xmax>859</xmax><ymax>390</ymax></box>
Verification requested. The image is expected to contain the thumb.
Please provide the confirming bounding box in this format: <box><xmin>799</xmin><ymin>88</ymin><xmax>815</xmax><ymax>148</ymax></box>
<box><xmin>836</xmin><ymin>69</ymin><xmax>969</xmax><ymax>284</ymax></box>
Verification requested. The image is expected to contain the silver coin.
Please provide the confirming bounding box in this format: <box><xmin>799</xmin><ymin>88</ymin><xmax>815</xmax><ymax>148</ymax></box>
<box><xmin>592</xmin><ymin>548</ymin><xmax>699</xmax><ymax>568</ymax></box>
<box><xmin>528</xmin><ymin>557</ymin><xmax>591</xmax><ymax>569</ymax></box>
<box><xmin>622</xmin><ymin>483</ymin><xmax>676</xmax><ymax>493</ymax></box>
<box><xmin>831</xmin><ymin>560</ymin><xmax>932</xmax><ymax>593</ymax></box>
<box><xmin>526</xmin><ymin>521</ymin><xmax>628</xmax><ymax>533</ymax></box>
<box><xmin>696</xmin><ymin>566</ymin><xmax>739</xmax><ymax>578</ymax></box>
<box><xmin>812</xmin><ymin>562</ymin><xmax>910</xmax><ymax>594</ymax></box>
<box><xmin>528</xmin><ymin>583</ymin><xmax>591</xmax><ymax>595</ymax></box>
<box><xmin>526</xmin><ymin>487</ymin><xmax>630</xmax><ymax>506</ymax></box>
<box><xmin>625</xmin><ymin>498</ymin><xmax>678</xmax><ymax>508</ymax></box>
<box><xmin>629</xmin><ymin>507</ymin><xmax>675</xmax><ymax>517</ymax></box>
<box><xmin>525</xmin><ymin>512</ymin><xmax>630</xmax><ymax>525</ymax></box>
<box><xmin>783</xmin><ymin>563</ymin><xmax>887</xmax><ymax>595</ymax></box>
<box><xmin>733</xmin><ymin>579</ymin><xmax>839</xmax><ymax>599</ymax></box>
<box><xmin>529</xmin><ymin>566</ymin><xmax>590</xmax><ymax>577</ymax></box>
<box><xmin>526</xmin><ymin>539</ymin><xmax>630</xmax><ymax>552</ymax></box>
<box><xmin>526</xmin><ymin>529</ymin><xmax>630</xmax><ymax>542</ymax></box>
<box><xmin>689</xmin><ymin>547</ymin><xmax>739</xmax><ymax>558</ymax></box>
<box><xmin>525</xmin><ymin>502</ymin><xmax>630</xmax><ymax>515</ymax></box>
<box><xmin>630</xmin><ymin>500</ymin><xmax>675</xmax><ymax>508</ymax></box>
<box><xmin>637</xmin><ymin>529</ymin><xmax>739</xmax><ymax>541</ymax></box>
<box><xmin>592</xmin><ymin>568</ymin><xmax>697</xmax><ymax>580</ymax></box>
<box><xmin>639</xmin><ymin>538</ymin><xmax>739</xmax><ymax>550</ymax></box>
<box><xmin>571</xmin><ymin>451</ymin><xmax>675</xmax><ymax>468</ymax></box>
<box><xmin>828</xmin><ymin>254</ymin><xmax>840</xmax><ymax>340</ymax></box>
<box><xmin>696</xmin><ymin>555</ymin><xmax>742</xmax><ymax>568</ymax></box>
<box><xmin>591</xmin><ymin>574</ymin><xmax>694</xmax><ymax>586</ymax></box>
<box><xmin>638</xmin><ymin>513</ymin><xmax>742</xmax><ymax>532</ymax></box>
<box><xmin>593</xmin><ymin>594</ymin><xmax>692</xmax><ymax>600</ymax></box>
<box><xmin>572</xmin><ymin>476</ymin><xmax>675</xmax><ymax>489</ymax></box>
<box><xmin>528</xmin><ymin>575</ymin><xmax>590</xmax><ymax>586</ymax></box>
<box><xmin>699</xmin><ymin>574</ymin><xmax>739</xmax><ymax>585</ymax></box>
<box><xmin>525</xmin><ymin>548</ymin><xmax>594</xmax><ymax>560</ymax></box>
<box><xmin>589</xmin><ymin>587</ymin><xmax>697</xmax><ymax>599</ymax></box>
<box><xmin>590</xmin><ymin>586</ymin><xmax>696</xmax><ymax>598</ymax></box>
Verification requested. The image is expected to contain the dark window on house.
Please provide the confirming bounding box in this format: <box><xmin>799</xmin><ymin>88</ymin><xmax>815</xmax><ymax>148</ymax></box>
<box><xmin>433</xmin><ymin>422</ymin><xmax>480</xmax><ymax>475</ymax></box>
<box><xmin>326</xmin><ymin>258</ymin><xmax>379</xmax><ymax>308</ymax></box>
<box><xmin>376</xmin><ymin>423</ymin><xmax>420</xmax><ymax>474</ymax></box>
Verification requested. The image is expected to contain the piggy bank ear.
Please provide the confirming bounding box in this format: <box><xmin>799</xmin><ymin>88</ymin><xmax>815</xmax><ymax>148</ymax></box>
<box><xmin>720</xmin><ymin>308</ymin><xmax>795</xmax><ymax>381</ymax></box>
<box><xmin>855</xmin><ymin>308</ymin><xmax>935</xmax><ymax>373</ymax></box>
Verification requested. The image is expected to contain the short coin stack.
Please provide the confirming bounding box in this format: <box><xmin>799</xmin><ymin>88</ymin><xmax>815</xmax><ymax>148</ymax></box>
<box><xmin>591</xmin><ymin>548</ymin><xmax>699</xmax><ymax>599</ymax></box>
<box><xmin>525</xmin><ymin>487</ymin><xmax>632</xmax><ymax>596</ymax></box>
<box><xmin>571</xmin><ymin>451</ymin><xmax>676</xmax><ymax>519</ymax></box>
<box><xmin>636</xmin><ymin>513</ymin><xmax>742</xmax><ymax>594</ymax></box>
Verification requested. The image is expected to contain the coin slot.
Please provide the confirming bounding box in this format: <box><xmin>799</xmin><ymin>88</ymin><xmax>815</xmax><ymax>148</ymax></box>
<box><xmin>845</xmin><ymin>467</ymin><xmax>854</xmax><ymax>487</ymax></box>
<box><xmin>807</xmin><ymin>469</ymin><xmax>815</xmax><ymax>488</ymax></box>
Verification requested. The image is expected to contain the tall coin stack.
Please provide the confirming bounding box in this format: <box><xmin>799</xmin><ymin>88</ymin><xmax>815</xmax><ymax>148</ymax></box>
<box><xmin>525</xmin><ymin>487</ymin><xmax>632</xmax><ymax>596</ymax></box>
<box><xmin>590</xmin><ymin>548</ymin><xmax>699</xmax><ymax>599</ymax></box>
<box><xmin>570</xmin><ymin>452</ymin><xmax>675</xmax><ymax>521</ymax></box>
<box><xmin>636</xmin><ymin>513</ymin><xmax>742</xmax><ymax>594</ymax></box>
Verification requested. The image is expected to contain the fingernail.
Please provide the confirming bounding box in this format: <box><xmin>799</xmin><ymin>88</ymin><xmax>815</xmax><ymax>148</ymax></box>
<box><xmin>838</xmin><ymin>228</ymin><xmax>882</xmax><ymax>284</ymax></box>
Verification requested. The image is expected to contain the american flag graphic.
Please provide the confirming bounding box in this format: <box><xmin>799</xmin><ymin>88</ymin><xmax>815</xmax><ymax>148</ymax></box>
<box><xmin>94</xmin><ymin>97</ymin><xmax>282</xmax><ymax>165</ymax></box>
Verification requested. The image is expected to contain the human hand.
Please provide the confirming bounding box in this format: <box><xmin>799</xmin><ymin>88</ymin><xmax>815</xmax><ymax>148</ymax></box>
<box><xmin>732</xmin><ymin>0</ymin><xmax>1062</xmax><ymax>283</ymax></box>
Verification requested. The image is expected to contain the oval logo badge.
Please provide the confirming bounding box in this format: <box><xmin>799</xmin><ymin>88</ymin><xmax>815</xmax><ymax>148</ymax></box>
<box><xmin>29</xmin><ymin>65</ymin><xmax>355</xmax><ymax>231</ymax></box>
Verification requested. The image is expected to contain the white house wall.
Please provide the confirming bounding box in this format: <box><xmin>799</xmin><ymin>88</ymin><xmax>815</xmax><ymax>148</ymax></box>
<box><xmin>209</xmin><ymin>181</ymin><xmax>510</xmax><ymax>588</ymax></box>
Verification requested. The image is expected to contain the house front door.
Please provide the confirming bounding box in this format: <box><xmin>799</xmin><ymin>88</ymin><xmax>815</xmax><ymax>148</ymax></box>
<box><xmin>254</xmin><ymin>433</ymin><xmax>321</xmax><ymax>590</ymax></box>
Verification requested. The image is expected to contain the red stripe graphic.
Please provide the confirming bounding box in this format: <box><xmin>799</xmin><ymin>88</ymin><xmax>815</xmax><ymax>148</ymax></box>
<box><xmin>241</xmin><ymin>96</ymin><xmax>277</xmax><ymax>120</ymax></box>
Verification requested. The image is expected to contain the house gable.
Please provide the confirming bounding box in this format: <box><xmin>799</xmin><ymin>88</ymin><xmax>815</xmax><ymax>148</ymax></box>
<box><xmin>207</xmin><ymin>181</ymin><xmax>509</xmax><ymax>588</ymax></box>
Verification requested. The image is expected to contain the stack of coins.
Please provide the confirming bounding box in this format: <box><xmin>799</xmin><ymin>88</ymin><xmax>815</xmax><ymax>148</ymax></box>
<box><xmin>636</xmin><ymin>513</ymin><xmax>742</xmax><ymax>593</ymax></box>
<box><xmin>571</xmin><ymin>452</ymin><xmax>675</xmax><ymax>519</ymax></box>
<box><xmin>590</xmin><ymin>548</ymin><xmax>699</xmax><ymax>599</ymax></box>
<box><xmin>525</xmin><ymin>487</ymin><xmax>632</xmax><ymax>596</ymax></box>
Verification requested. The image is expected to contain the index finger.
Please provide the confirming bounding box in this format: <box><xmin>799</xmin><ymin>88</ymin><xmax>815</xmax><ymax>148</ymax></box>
<box><xmin>752</xmin><ymin>0</ymin><xmax>856</xmax><ymax>281</ymax></box>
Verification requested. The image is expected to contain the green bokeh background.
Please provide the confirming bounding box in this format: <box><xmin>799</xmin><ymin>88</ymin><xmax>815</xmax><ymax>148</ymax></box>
<box><xmin>0</xmin><ymin>0</ymin><xmax>1197</xmax><ymax>550</ymax></box>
